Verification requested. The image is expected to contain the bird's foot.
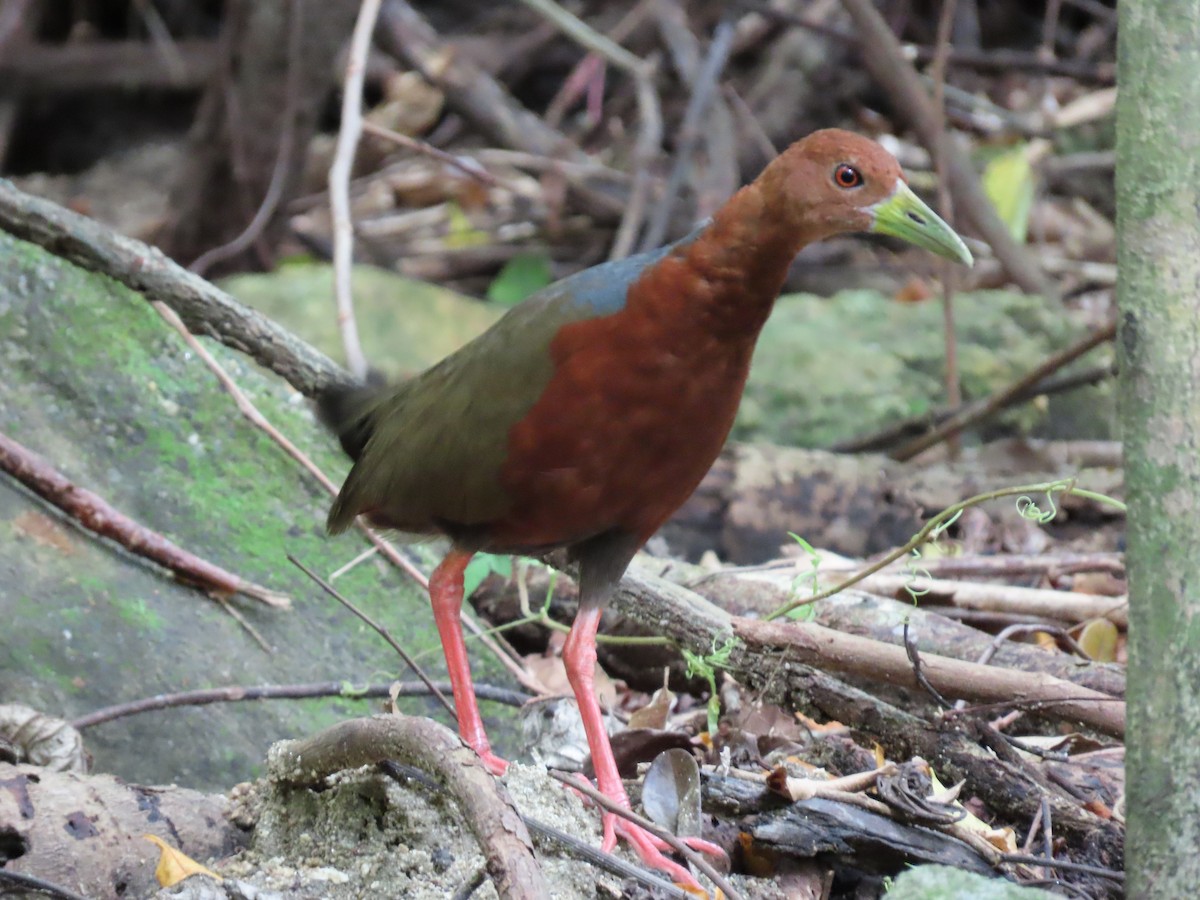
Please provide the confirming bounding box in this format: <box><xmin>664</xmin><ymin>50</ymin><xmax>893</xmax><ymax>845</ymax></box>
<box><xmin>601</xmin><ymin>814</ymin><xmax>726</xmax><ymax>892</ymax></box>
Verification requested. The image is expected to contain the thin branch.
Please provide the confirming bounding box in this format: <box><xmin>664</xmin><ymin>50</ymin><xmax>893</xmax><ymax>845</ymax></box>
<box><xmin>891</xmin><ymin>321</ymin><xmax>1116</xmax><ymax>461</ymax></box>
<box><xmin>930</xmin><ymin>0</ymin><xmax>962</xmax><ymax>458</ymax></box>
<box><xmin>0</xmin><ymin>870</ymin><xmax>92</xmax><ymax>900</ymax></box>
<box><xmin>71</xmin><ymin>679</ymin><xmax>529</xmax><ymax>731</ymax></box>
<box><xmin>0</xmin><ymin>429</ymin><xmax>288</xmax><ymax>608</ymax></box>
<box><xmin>360</xmin><ymin>120</ymin><xmax>512</xmax><ymax>189</ymax></box>
<box><xmin>639</xmin><ymin>19</ymin><xmax>735</xmax><ymax>252</ymax></box>
<box><xmin>0</xmin><ymin>178</ymin><xmax>346</xmax><ymax>397</ymax></box>
<box><xmin>523</xmin><ymin>817</ymin><xmax>690</xmax><ymax>899</ymax></box>
<box><xmin>831</xmin><ymin>361</ymin><xmax>1116</xmax><ymax>453</ymax></box>
<box><xmin>546</xmin><ymin>770</ymin><xmax>743</xmax><ymax>900</ymax></box>
<box><xmin>329</xmin><ymin>0</ymin><xmax>381</xmax><ymax>379</ymax></box>
<box><xmin>289</xmin><ymin>554</ymin><xmax>456</xmax><ymax>719</ymax></box>
<box><xmin>514</xmin><ymin>0</ymin><xmax>663</xmax><ymax>259</ymax></box>
<box><xmin>189</xmin><ymin>0</ymin><xmax>303</xmax><ymax>275</ymax></box>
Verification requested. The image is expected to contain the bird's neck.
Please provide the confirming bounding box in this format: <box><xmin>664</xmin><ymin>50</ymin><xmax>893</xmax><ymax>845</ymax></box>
<box><xmin>660</xmin><ymin>179</ymin><xmax>814</xmax><ymax>340</ymax></box>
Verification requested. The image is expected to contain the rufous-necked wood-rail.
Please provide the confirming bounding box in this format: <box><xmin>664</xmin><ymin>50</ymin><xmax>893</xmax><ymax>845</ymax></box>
<box><xmin>321</xmin><ymin>129</ymin><xmax>972</xmax><ymax>887</ymax></box>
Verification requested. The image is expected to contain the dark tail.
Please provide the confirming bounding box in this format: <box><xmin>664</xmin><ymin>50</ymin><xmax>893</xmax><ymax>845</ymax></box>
<box><xmin>316</xmin><ymin>376</ymin><xmax>387</xmax><ymax>461</ymax></box>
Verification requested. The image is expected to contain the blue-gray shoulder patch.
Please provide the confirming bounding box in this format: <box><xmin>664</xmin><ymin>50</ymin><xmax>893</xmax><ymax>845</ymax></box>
<box><xmin>561</xmin><ymin>225</ymin><xmax>709</xmax><ymax>316</ymax></box>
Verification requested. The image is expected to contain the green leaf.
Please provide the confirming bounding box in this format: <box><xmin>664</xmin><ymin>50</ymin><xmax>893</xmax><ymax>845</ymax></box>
<box><xmin>463</xmin><ymin>553</ymin><xmax>511</xmax><ymax>598</ymax></box>
<box><xmin>487</xmin><ymin>254</ymin><xmax>553</xmax><ymax>306</ymax></box>
<box><xmin>981</xmin><ymin>145</ymin><xmax>1036</xmax><ymax>243</ymax></box>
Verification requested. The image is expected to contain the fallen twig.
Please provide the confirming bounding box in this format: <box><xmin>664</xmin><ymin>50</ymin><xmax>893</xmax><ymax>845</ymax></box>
<box><xmin>854</xmin><ymin>571</ymin><xmax>1128</xmax><ymax>628</ymax></box>
<box><xmin>71</xmin><ymin>679</ymin><xmax>529</xmax><ymax>731</ymax></box>
<box><xmin>546</xmin><ymin>769</ymin><xmax>743</xmax><ymax>900</ymax></box>
<box><xmin>0</xmin><ymin>178</ymin><xmax>346</xmax><ymax>397</ymax></box>
<box><xmin>288</xmin><ymin>553</ymin><xmax>455</xmax><ymax>719</ymax></box>
<box><xmin>0</xmin><ymin>429</ymin><xmax>289</xmax><ymax>608</ymax></box>
<box><xmin>639</xmin><ymin>18</ymin><xmax>736</xmax><ymax>251</ymax></box>
<box><xmin>891</xmin><ymin>321</ymin><xmax>1117</xmax><ymax>461</ymax></box>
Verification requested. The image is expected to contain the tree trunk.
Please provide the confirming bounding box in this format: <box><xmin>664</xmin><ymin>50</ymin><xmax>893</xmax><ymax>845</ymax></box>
<box><xmin>159</xmin><ymin>0</ymin><xmax>358</xmax><ymax>272</ymax></box>
<box><xmin>1117</xmin><ymin>3</ymin><xmax>1200</xmax><ymax>894</ymax></box>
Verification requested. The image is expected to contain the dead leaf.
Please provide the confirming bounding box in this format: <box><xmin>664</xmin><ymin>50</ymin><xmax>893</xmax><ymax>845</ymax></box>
<box><xmin>628</xmin><ymin>670</ymin><xmax>674</xmax><ymax>730</ymax></box>
<box><xmin>143</xmin><ymin>834</ymin><xmax>220</xmax><ymax>887</ymax></box>
<box><xmin>1072</xmin><ymin>619</ymin><xmax>1119</xmax><ymax>662</ymax></box>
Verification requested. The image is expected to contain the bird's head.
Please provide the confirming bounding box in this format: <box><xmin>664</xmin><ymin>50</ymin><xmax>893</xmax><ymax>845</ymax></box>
<box><xmin>767</xmin><ymin>129</ymin><xmax>973</xmax><ymax>266</ymax></box>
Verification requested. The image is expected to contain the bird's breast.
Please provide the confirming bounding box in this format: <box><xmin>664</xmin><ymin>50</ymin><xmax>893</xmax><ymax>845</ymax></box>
<box><xmin>490</xmin><ymin>295</ymin><xmax>756</xmax><ymax>550</ymax></box>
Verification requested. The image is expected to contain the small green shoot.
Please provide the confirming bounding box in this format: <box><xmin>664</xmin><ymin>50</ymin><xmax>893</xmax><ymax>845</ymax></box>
<box><xmin>682</xmin><ymin>636</ymin><xmax>737</xmax><ymax>735</ymax></box>
<box><xmin>463</xmin><ymin>552</ymin><xmax>512</xmax><ymax>599</ymax></box>
<box><xmin>766</xmin><ymin>477</ymin><xmax>1126</xmax><ymax>620</ymax></box>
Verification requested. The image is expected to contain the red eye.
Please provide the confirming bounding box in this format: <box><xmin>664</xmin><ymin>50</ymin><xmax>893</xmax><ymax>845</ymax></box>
<box><xmin>833</xmin><ymin>164</ymin><xmax>862</xmax><ymax>188</ymax></box>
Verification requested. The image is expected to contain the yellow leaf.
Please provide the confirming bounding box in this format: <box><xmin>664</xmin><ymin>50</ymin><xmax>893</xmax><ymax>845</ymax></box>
<box><xmin>982</xmin><ymin>145</ymin><xmax>1036</xmax><ymax>243</ymax></box>
<box><xmin>1074</xmin><ymin>618</ymin><xmax>1119</xmax><ymax>662</ymax></box>
<box><xmin>143</xmin><ymin>834</ymin><xmax>221</xmax><ymax>887</ymax></box>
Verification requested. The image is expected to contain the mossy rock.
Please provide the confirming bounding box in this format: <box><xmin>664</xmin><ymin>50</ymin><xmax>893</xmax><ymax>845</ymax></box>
<box><xmin>0</xmin><ymin>233</ymin><xmax>519</xmax><ymax>791</ymax></box>
<box><xmin>738</xmin><ymin>289</ymin><xmax>1115</xmax><ymax>447</ymax></box>
<box><xmin>222</xmin><ymin>261</ymin><xmax>502</xmax><ymax>378</ymax></box>
<box><xmin>886</xmin><ymin>864</ymin><xmax>1056</xmax><ymax>898</ymax></box>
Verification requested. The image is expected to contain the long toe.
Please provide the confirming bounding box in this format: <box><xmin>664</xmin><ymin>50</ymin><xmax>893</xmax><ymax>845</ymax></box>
<box><xmin>614</xmin><ymin>817</ymin><xmax>707</xmax><ymax>893</ymax></box>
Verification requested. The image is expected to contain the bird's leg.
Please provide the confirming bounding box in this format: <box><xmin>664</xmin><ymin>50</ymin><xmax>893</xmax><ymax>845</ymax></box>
<box><xmin>429</xmin><ymin>548</ymin><xmax>508</xmax><ymax>776</ymax></box>
<box><xmin>564</xmin><ymin>604</ymin><xmax>725</xmax><ymax>889</ymax></box>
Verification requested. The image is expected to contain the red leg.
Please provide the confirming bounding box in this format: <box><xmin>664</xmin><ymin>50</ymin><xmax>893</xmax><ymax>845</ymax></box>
<box><xmin>564</xmin><ymin>605</ymin><xmax>726</xmax><ymax>889</ymax></box>
<box><xmin>429</xmin><ymin>549</ymin><xmax>508</xmax><ymax>776</ymax></box>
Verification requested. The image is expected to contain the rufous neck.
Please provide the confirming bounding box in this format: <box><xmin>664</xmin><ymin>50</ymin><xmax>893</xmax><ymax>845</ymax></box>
<box><xmin>670</xmin><ymin>178</ymin><xmax>813</xmax><ymax>338</ymax></box>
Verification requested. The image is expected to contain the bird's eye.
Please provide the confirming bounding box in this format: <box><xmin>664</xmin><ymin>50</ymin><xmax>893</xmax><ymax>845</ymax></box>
<box><xmin>833</xmin><ymin>164</ymin><xmax>863</xmax><ymax>189</ymax></box>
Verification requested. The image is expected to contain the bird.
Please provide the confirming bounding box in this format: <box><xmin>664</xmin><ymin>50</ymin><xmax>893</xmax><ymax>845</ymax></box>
<box><xmin>320</xmin><ymin>128</ymin><xmax>972</xmax><ymax>887</ymax></box>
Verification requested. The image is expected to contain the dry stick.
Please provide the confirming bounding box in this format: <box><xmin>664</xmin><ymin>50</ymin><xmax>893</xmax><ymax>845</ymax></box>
<box><xmin>0</xmin><ymin>179</ymin><xmax>346</xmax><ymax>397</ymax></box>
<box><xmin>543</xmin><ymin>0</ymin><xmax>656</xmax><ymax>130</ymax></box>
<box><xmin>929</xmin><ymin>0</ymin><xmax>962</xmax><ymax>459</ymax></box>
<box><xmin>360</xmin><ymin>120</ymin><xmax>513</xmax><ymax>189</ymax></box>
<box><xmin>0</xmin><ymin>429</ymin><xmax>289</xmax><ymax>608</ymax></box>
<box><xmin>638</xmin><ymin>19</ymin><xmax>735</xmax><ymax>253</ymax></box>
<box><xmin>839</xmin><ymin>0</ymin><xmax>1055</xmax><ymax>298</ymax></box>
<box><xmin>151</xmin><ymin>300</ymin><xmax>533</xmax><ymax>692</ymax></box>
<box><xmin>377</xmin><ymin>758</ymin><xmax>690</xmax><ymax>899</ymax></box>
<box><xmin>854</xmin><ymin>572</ymin><xmax>1128</xmax><ymax>627</ymax></box>
<box><xmin>270</xmin><ymin>716</ymin><xmax>548</xmax><ymax>900</ymax></box>
<box><xmin>891</xmin><ymin>320</ymin><xmax>1116</xmax><ymax>461</ymax></box>
<box><xmin>1000</xmin><ymin>853</ymin><xmax>1124</xmax><ymax>883</ymax></box>
<box><xmin>523</xmin><ymin>817</ymin><xmax>689</xmax><ymax>900</ymax></box>
<box><xmin>0</xmin><ymin>870</ymin><xmax>91</xmax><ymax>900</ymax></box>
<box><xmin>328</xmin><ymin>0</ymin><xmax>381</xmax><ymax>380</ymax></box>
<box><xmin>71</xmin><ymin>679</ymin><xmax>529</xmax><ymax>731</ymax></box>
<box><xmin>189</xmin><ymin>0</ymin><xmax>303</xmax><ymax>275</ymax></box>
<box><xmin>545</xmin><ymin>770</ymin><xmax>744</xmax><ymax>900</ymax></box>
<box><xmin>148</xmin><ymin>300</ymin><xmax>429</xmax><ymax>595</ymax></box>
<box><xmin>515</xmin><ymin>0</ymin><xmax>663</xmax><ymax>260</ymax></box>
<box><xmin>906</xmin><ymin>551</ymin><xmax>1124</xmax><ymax>578</ymax></box>
<box><xmin>184</xmin><ymin>354</ymin><xmax>538</xmax><ymax>695</ymax></box>
<box><xmin>765</xmin><ymin>479</ymin><xmax>1126</xmax><ymax>620</ymax></box>
<box><xmin>614</xmin><ymin>568</ymin><xmax>1125</xmax><ymax>736</ymax></box>
<box><xmin>289</xmin><ymin>554</ymin><xmax>457</xmax><ymax>717</ymax></box>
<box><xmin>735</xmin><ymin>616</ymin><xmax>1124</xmax><ymax>737</ymax></box>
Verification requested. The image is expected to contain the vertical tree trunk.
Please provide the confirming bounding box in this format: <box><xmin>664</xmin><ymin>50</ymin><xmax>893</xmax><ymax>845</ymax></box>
<box><xmin>1117</xmin><ymin>3</ymin><xmax>1200</xmax><ymax>894</ymax></box>
<box><xmin>159</xmin><ymin>0</ymin><xmax>358</xmax><ymax>272</ymax></box>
